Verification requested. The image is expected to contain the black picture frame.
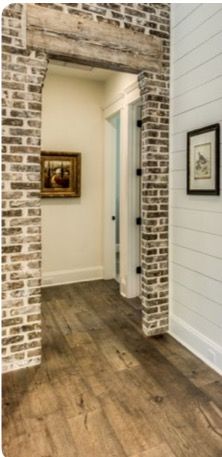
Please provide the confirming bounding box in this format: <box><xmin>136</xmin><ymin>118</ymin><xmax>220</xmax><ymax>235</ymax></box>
<box><xmin>187</xmin><ymin>123</ymin><xmax>220</xmax><ymax>195</ymax></box>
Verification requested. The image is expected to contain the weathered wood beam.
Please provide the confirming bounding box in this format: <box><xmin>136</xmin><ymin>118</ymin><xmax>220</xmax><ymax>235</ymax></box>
<box><xmin>26</xmin><ymin>5</ymin><xmax>162</xmax><ymax>74</ymax></box>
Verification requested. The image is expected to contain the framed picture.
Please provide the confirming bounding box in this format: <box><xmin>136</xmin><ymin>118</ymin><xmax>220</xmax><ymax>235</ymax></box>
<box><xmin>41</xmin><ymin>151</ymin><xmax>81</xmax><ymax>198</ymax></box>
<box><xmin>187</xmin><ymin>124</ymin><xmax>220</xmax><ymax>195</ymax></box>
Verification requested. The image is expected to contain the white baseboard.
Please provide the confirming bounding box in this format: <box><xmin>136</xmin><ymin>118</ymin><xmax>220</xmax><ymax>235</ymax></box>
<box><xmin>169</xmin><ymin>314</ymin><xmax>222</xmax><ymax>375</ymax></box>
<box><xmin>42</xmin><ymin>266</ymin><xmax>104</xmax><ymax>287</ymax></box>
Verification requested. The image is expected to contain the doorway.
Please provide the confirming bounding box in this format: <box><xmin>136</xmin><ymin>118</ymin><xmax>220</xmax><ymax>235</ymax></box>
<box><xmin>2</xmin><ymin>3</ymin><xmax>170</xmax><ymax>374</ymax></box>
<box><xmin>42</xmin><ymin>62</ymin><xmax>142</xmax><ymax>295</ymax></box>
<box><xmin>104</xmin><ymin>92</ymin><xmax>142</xmax><ymax>299</ymax></box>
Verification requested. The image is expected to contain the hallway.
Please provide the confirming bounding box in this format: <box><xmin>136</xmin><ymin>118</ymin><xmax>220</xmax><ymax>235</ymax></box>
<box><xmin>3</xmin><ymin>280</ymin><xmax>222</xmax><ymax>457</ymax></box>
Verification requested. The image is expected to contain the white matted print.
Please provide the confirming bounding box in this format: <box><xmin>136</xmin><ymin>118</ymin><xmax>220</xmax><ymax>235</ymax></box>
<box><xmin>187</xmin><ymin>124</ymin><xmax>220</xmax><ymax>195</ymax></box>
<box><xmin>194</xmin><ymin>143</ymin><xmax>211</xmax><ymax>180</ymax></box>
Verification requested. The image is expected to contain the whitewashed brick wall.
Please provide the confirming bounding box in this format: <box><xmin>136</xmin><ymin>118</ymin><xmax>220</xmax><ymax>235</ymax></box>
<box><xmin>2</xmin><ymin>3</ymin><xmax>170</xmax><ymax>372</ymax></box>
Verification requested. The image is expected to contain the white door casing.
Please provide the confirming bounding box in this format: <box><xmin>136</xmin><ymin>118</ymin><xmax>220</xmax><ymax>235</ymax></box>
<box><xmin>103</xmin><ymin>81</ymin><xmax>141</xmax><ymax>298</ymax></box>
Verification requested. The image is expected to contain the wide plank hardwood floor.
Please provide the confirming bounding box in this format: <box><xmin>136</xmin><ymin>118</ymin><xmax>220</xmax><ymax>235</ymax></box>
<box><xmin>2</xmin><ymin>280</ymin><xmax>222</xmax><ymax>457</ymax></box>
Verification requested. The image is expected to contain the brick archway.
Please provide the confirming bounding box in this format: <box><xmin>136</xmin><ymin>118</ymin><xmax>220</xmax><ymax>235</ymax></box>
<box><xmin>2</xmin><ymin>3</ymin><xmax>170</xmax><ymax>372</ymax></box>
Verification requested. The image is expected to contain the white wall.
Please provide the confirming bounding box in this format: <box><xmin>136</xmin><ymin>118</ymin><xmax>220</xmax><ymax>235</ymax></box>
<box><xmin>170</xmin><ymin>4</ymin><xmax>222</xmax><ymax>373</ymax></box>
<box><xmin>104</xmin><ymin>72</ymin><xmax>137</xmax><ymax>107</ymax></box>
<box><xmin>41</xmin><ymin>70</ymin><xmax>105</xmax><ymax>285</ymax></box>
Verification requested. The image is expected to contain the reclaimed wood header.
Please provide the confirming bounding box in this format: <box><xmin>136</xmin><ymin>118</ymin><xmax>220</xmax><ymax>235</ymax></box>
<box><xmin>26</xmin><ymin>4</ymin><xmax>162</xmax><ymax>74</ymax></box>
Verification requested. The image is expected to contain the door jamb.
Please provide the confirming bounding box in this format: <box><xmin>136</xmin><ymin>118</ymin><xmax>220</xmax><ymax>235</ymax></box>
<box><xmin>103</xmin><ymin>81</ymin><xmax>140</xmax><ymax>297</ymax></box>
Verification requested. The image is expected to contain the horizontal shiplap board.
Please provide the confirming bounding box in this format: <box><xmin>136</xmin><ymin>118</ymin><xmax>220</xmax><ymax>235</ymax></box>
<box><xmin>171</xmin><ymin>262</ymin><xmax>222</xmax><ymax>307</ymax></box>
<box><xmin>174</xmin><ymin>9</ymin><xmax>222</xmax><ymax>61</ymax></box>
<box><xmin>173</xmin><ymin>75</ymin><xmax>222</xmax><ymax>116</ymax></box>
<box><xmin>170</xmin><ymin>170</ymin><xmax>185</xmax><ymax>190</ymax></box>
<box><xmin>170</xmin><ymin>168</ymin><xmax>222</xmax><ymax>190</ymax></box>
<box><xmin>173</xmin><ymin>52</ymin><xmax>222</xmax><ymax>98</ymax></box>
<box><xmin>172</xmin><ymin>282</ymin><xmax>222</xmax><ymax>327</ymax></box>
<box><xmin>174</xmin><ymin>32</ymin><xmax>222</xmax><ymax>80</ymax></box>
<box><xmin>170</xmin><ymin>189</ymin><xmax>222</xmax><ymax>214</ymax></box>
<box><xmin>171</xmin><ymin>208</ymin><xmax>222</xmax><ymax>237</ymax></box>
<box><xmin>170</xmin><ymin>150</ymin><xmax>186</xmax><ymax>171</ymax></box>
<box><xmin>172</xmin><ymin>300</ymin><xmax>222</xmax><ymax>347</ymax></box>
<box><xmin>173</xmin><ymin>4</ymin><xmax>200</xmax><ymax>28</ymax></box>
<box><xmin>173</xmin><ymin>98</ymin><xmax>222</xmax><ymax>133</ymax></box>
<box><xmin>172</xmin><ymin>245</ymin><xmax>222</xmax><ymax>282</ymax></box>
<box><xmin>171</xmin><ymin>226</ymin><xmax>222</xmax><ymax>258</ymax></box>
<box><xmin>171</xmin><ymin>121</ymin><xmax>222</xmax><ymax>151</ymax></box>
<box><xmin>173</xmin><ymin>4</ymin><xmax>222</xmax><ymax>45</ymax></box>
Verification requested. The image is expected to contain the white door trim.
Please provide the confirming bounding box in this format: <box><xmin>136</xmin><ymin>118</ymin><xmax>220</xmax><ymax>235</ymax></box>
<box><xmin>103</xmin><ymin>81</ymin><xmax>141</xmax><ymax>297</ymax></box>
<box><xmin>103</xmin><ymin>114</ymin><xmax>120</xmax><ymax>279</ymax></box>
<box><xmin>126</xmin><ymin>100</ymin><xmax>141</xmax><ymax>298</ymax></box>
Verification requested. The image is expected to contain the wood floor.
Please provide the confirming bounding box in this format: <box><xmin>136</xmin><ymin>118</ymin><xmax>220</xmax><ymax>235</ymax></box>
<box><xmin>3</xmin><ymin>280</ymin><xmax>222</xmax><ymax>457</ymax></box>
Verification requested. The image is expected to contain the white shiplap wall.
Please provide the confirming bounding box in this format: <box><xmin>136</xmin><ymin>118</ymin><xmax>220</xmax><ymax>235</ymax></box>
<box><xmin>170</xmin><ymin>4</ymin><xmax>222</xmax><ymax>373</ymax></box>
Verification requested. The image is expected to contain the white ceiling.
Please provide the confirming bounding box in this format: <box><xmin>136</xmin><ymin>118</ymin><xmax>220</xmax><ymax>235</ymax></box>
<box><xmin>48</xmin><ymin>61</ymin><xmax>117</xmax><ymax>82</ymax></box>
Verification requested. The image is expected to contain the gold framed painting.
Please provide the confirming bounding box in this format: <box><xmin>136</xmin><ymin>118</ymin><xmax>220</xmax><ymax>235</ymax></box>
<box><xmin>41</xmin><ymin>151</ymin><xmax>81</xmax><ymax>198</ymax></box>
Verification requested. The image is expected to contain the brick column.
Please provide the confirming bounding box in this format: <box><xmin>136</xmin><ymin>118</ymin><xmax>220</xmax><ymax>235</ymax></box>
<box><xmin>138</xmin><ymin>66</ymin><xmax>169</xmax><ymax>336</ymax></box>
<box><xmin>2</xmin><ymin>4</ymin><xmax>47</xmax><ymax>372</ymax></box>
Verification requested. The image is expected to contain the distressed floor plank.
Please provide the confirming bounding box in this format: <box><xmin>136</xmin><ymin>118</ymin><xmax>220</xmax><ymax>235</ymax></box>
<box><xmin>3</xmin><ymin>280</ymin><xmax>222</xmax><ymax>457</ymax></box>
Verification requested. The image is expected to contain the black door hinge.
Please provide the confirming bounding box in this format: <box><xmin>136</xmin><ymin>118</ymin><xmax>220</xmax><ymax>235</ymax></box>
<box><xmin>136</xmin><ymin>217</ymin><xmax>142</xmax><ymax>226</ymax></box>
<box><xmin>136</xmin><ymin>266</ymin><xmax>142</xmax><ymax>274</ymax></box>
<box><xmin>137</xmin><ymin>119</ymin><xmax>142</xmax><ymax>128</ymax></box>
<box><xmin>136</xmin><ymin>168</ymin><xmax>142</xmax><ymax>176</ymax></box>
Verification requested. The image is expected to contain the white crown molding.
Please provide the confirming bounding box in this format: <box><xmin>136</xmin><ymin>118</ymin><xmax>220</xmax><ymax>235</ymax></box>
<box><xmin>103</xmin><ymin>93</ymin><xmax>125</xmax><ymax>112</ymax></box>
